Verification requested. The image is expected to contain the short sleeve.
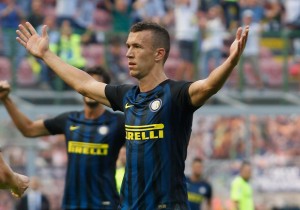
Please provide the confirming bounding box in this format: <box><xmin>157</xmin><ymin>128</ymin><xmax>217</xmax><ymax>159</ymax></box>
<box><xmin>105</xmin><ymin>84</ymin><xmax>133</xmax><ymax>112</ymax></box>
<box><xmin>44</xmin><ymin>112</ymin><xmax>70</xmax><ymax>135</ymax></box>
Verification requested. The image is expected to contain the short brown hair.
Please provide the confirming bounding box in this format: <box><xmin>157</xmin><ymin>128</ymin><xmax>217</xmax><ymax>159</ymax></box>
<box><xmin>130</xmin><ymin>21</ymin><xmax>170</xmax><ymax>63</ymax></box>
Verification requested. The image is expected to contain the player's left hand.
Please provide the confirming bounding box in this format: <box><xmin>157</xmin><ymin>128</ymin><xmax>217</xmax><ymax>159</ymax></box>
<box><xmin>229</xmin><ymin>25</ymin><xmax>249</xmax><ymax>66</ymax></box>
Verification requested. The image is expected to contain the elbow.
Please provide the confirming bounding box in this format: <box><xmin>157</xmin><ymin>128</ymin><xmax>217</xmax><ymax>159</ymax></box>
<box><xmin>22</xmin><ymin>129</ymin><xmax>38</xmax><ymax>138</ymax></box>
<box><xmin>204</xmin><ymin>84</ymin><xmax>220</xmax><ymax>97</ymax></box>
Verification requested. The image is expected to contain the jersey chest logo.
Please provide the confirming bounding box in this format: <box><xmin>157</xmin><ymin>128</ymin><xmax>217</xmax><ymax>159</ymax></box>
<box><xmin>149</xmin><ymin>99</ymin><xmax>162</xmax><ymax>112</ymax></box>
<box><xmin>98</xmin><ymin>125</ymin><xmax>109</xmax><ymax>135</ymax></box>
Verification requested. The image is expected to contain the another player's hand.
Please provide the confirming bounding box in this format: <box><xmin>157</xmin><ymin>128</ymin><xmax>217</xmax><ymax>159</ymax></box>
<box><xmin>16</xmin><ymin>22</ymin><xmax>49</xmax><ymax>59</ymax></box>
<box><xmin>229</xmin><ymin>25</ymin><xmax>249</xmax><ymax>66</ymax></box>
<box><xmin>10</xmin><ymin>173</ymin><xmax>29</xmax><ymax>198</ymax></box>
<box><xmin>0</xmin><ymin>80</ymin><xmax>11</xmax><ymax>100</ymax></box>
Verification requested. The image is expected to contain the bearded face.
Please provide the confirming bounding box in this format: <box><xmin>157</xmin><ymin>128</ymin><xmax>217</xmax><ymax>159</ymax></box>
<box><xmin>83</xmin><ymin>96</ymin><xmax>100</xmax><ymax>108</ymax></box>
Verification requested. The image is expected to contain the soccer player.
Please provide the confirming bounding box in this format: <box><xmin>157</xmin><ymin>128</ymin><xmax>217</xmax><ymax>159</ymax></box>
<box><xmin>186</xmin><ymin>158</ymin><xmax>212</xmax><ymax>210</ymax></box>
<box><xmin>230</xmin><ymin>161</ymin><xmax>254</xmax><ymax>210</ymax></box>
<box><xmin>0</xmin><ymin>66</ymin><xmax>126</xmax><ymax>210</ymax></box>
<box><xmin>0</xmin><ymin>150</ymin><xmax>29</xmax><ymax>198</ymax></box>
<box><xmin>16</xmin><ymin>21</ymin><xmax>249</xmax><ymax>209</ymax></box>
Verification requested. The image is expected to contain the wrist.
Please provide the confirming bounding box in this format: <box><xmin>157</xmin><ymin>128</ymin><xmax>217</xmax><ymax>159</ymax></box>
<box><xmin>1</xmin><ymin>96</ymin><xmax>10</xmax><ymax>103</ymax></box>
<box><xmin>42</xmin><ymin>50</ymin><xmax>54</xmax><ymax>62</ymax></box>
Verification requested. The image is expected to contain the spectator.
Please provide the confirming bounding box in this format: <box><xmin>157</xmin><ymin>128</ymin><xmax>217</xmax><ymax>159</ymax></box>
<box><xmin>104</xmin><ymin>0</ymin><xmax>133</xmax><ymax>33</ymax></box>
<box><xmin>239</xmin><ymin>0</ymin><xmax>264</xmax><ymax>24</ymax></box>
<box><xmin>36</xmin><ymin>15</ymin><xmax>60</xmax><ymax>89</ymax></box>
<box><xmin>0</xmin><ymin>0</ymin><xmax>26</xmax><ymax>83</ymax></box>
<box><xmin>132</xmin><ymin>0</ymin><xmax>167</xmax><ymax>24</ymax></box>
<box><xmin>171</xmin><ymin>0</ymin><xmax>200</xmax><ymax>80</ymax></box>
<box><xmin>27</xmin><ymin>0</ymin><xmax>45</xmax><ymax>29</ymax></box>
<box><xmin>221</xmin><ymin>0</ymin><xmax>240</xmax><ymax>32</ymax></box>
<box><xmin>200</xmin><ymin>5</ymin><xmax>225</xmax><ymax>79</ymax></box>
<box><xmin>56</xmin><ymin>20</ymin><xmax>86</xmax><ymax>69</ymax></box>
<box><xmin>263</xmin><ymin>0</ymin><xmax>283</xmax><ymax>32</ymax></box>
<box><xmin>239</xmin><ymin>10</ymin><xmax>264</xmax><ymax>90</ymax></box>
<box><xmin>55</xmin><ymin>0</ymin><xmax>78</xmax><ymax>28</ymax></box>
<box><xmin>74</xmin><ymin>0</ymin><xmax>98</xmax><ymax>33</ymax></box>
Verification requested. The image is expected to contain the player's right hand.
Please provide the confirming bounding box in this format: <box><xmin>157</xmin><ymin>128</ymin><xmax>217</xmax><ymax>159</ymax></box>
<box><xmin>16</xmin><ymin>22</ymin><xmax>50</xmax><ymax>59</ymax></box>
<box><xmin>0</xmin><ymin>80</ymin><xmax>11</xmax><ymax>100</ymax></box>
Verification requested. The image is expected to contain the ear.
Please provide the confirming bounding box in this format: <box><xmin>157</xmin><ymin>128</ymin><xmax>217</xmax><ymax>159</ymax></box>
<box><xmin>154</xmin><ymin>48</ymin><xmax>166</xmax><ymax>62</ymax></box>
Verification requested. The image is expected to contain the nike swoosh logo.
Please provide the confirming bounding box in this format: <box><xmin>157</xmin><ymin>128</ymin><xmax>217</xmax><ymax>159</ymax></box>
<box><xmin>70</xmin><ymin>125</ymin><xmax>80</xmax><ymax>131</ymax></box>
<box><xmin>125</xmin><ymin>103</ymin><xmax>134</xmax><ymax>109</ymax></box>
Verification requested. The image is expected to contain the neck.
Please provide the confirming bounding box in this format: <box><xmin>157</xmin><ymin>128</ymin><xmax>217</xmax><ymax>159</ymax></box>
<box><xmin>138</xmin><ymin>69</ymin><xmax>168</xmax><ymax>92</ymax></box>
<box><xmin>84</xmin><ymin>105</ymin><xmax>105</xmax><ymax>119</ymax></box>
<box><xmin>190</xmin><ymin>174</ymin><xmax>201</xmax><ymax>182</ymax></box>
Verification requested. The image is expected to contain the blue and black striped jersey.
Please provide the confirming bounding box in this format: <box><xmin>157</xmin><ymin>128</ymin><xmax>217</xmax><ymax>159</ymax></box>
<box><xmin>186</xmin><ymin>177</ymin><xmax>212</xmax><ymax>210</ymax></box>
<box><xmin>106</xmin><ymin>79</ymin><xmax>197</xmax><ymax>210</ymax></box>
<box><xmin>44</xmin><ymin>110</ymin><xmax>125</xmax><ymax>210</ymax></box>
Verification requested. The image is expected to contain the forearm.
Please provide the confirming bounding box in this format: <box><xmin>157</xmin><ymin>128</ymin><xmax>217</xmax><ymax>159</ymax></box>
<box><xmin>205</xmin><ymin>57</ymin><xmax>237</xmax><ymax>92</ymax></box>
<box><xmin>0</xmin><ymin>153</ymin><xmax>13</xmax><ymax>188</ymax></box>
<box><xmin>42</xmin><ymin>51</ymin><xmax>94</xmax><ymax>96</ymax></box>
<box><xmin>2</xmin><ymin>97</ymin><xmax>36</xmax><ymax>136</ymax></box>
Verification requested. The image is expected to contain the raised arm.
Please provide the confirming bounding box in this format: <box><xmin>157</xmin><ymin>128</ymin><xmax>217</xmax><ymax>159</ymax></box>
<box><xmin>189</xmin><ymin>26</ymin><xmax>249</xmax><ymax>107</ymax></box>
<box><xmin>0</xmin><ymin>81</ymin><xmax>50</xmax><ymax>137</ymax></box>
<box><xmin>16</xmin><ymin>22</ymin><xmax>111</xmax><ymax>107</ymax></box>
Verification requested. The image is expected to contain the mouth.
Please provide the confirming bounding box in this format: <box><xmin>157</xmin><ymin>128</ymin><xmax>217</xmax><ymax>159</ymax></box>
<box><xmin>128</xmin><ymin>62</ymin><xmax>136</xmax><ymax>69</ymax></box>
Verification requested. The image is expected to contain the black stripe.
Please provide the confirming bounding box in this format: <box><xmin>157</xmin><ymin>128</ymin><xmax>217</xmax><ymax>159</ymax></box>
<box><xmin>86</xmin><ymin>123</ymin><xmax>96</xmax><ymax>209</ymax></box>
<box><xmin>137</xmin><ymin>111</ymin><xmax>147</xmax><ymax>209</ymax></box>
<box><xmin>127</xmin><ymin>106</ymin><xmax>137</xmax><ymax>208</ymax></box>
<box><xmin>76</xmin><ymin>121</ymin><xmax>85</xmax><ymax>207</ymax></box>
<box><xmin>127</xmin><ymin>142</ymin><xmax>133</xmax><ymax>208</ymax></box>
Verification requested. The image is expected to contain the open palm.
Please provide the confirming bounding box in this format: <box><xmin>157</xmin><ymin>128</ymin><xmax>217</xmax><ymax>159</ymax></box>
<box><xmin>16</xmin><ymin>22</ymin><xmax>49</xmax><ymax>58</ymax></box>
<box><xmin>229</xmin><ymin>26</ymin><xmax>249</xmax><ymax>66</ymax></box>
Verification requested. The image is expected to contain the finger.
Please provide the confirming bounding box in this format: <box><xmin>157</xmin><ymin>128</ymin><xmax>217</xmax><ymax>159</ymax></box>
<box><xmin>236</xmin><ymin>27</ymin><xmax>242</xmax><ymax>40</ymax></box>
<box><xmin>16</xmin><ymin>30</ymin><xmax>28</xmax><ymax>42</ymax></box>
<box><xmin>25</xmin><ymin>22</ymin><xmax>37</xmax><ymax>35</ymax></box>
<box><xmin>241</xmin><ymin>27</ymin><xmax>249</xmax><ymax>50</ymax></box>
<box><xmin>18</xmin><ymin>24</ymin><xmax>31</xmax><ymax>39</ymax></box>
<box><xmin>41</xmin><ymin>25</ymin><xmax>48</xmax><ymax>38</ymax></box>
<box><xmin>16</xmin><ymin>37</ymin><xmax>27</xmax><ymax>48</ymax></box>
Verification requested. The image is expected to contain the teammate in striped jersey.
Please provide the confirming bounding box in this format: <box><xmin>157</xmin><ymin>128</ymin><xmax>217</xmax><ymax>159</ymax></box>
<box><xmin>186</xmin><ymin>158</ymin><xmax>212</xmax><ymax>210</ymax></box>
<box><xmin>16</xmin><ymin>21</ymin><xmax>249</xmax><ymax>209</ymax></box>
<box><xmin>0</xmin><ymin>67</ymin><xmax>126</xmax><ymax>210</ymax></box>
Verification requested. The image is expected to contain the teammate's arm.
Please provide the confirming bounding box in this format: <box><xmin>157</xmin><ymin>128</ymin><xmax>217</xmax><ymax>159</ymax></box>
<box><xmin>0</xmin><ymin>151</ymin><xmax>29</xmax><ymax>198</ymax></box>
<box><xmin>16</xmin><ymin>22</ymin><xmax>111</xmax><ymax>107</ymax></box>
<box><xmin>0</xmin><ymin>81</ymin><xmax>50</xmax><ymax>137</ymax></box>
<box><xmin>188</xmin><ymin>26</ymin><xmax>249</xmax><ymax>107</ymax></box>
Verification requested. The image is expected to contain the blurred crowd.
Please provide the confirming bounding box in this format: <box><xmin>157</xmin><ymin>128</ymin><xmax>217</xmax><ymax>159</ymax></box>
<box><xmin>189</xmin><ymin>114</ymin><xmax>300</xmax><ymax>160</ymax></box>
<box><xmin>0</xmin><ymin>0</ymin><xmax>300</xmax><ymax>90</ymax></box>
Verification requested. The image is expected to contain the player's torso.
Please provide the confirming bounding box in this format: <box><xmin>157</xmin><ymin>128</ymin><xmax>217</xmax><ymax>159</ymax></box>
<box><xmin>120</xmin><ymin>83</ymin><xmax>190</xmax><ymax>210</ymax></box>
<box><xmin>63</xmin><ymin>111</ymin><xmax>123</xmax><ymax>209</ymax></box>
<box><xmin>186</xmin><ymin>179</ymin><xmax>210</xmax><ymax>210</ymax></box>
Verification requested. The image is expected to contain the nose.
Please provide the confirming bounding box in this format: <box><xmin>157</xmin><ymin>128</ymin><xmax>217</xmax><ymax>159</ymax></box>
<box><xmin>126</xmin><ymin>47</ymin><xmax>133</xmax><ymax>58</ymax></box>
